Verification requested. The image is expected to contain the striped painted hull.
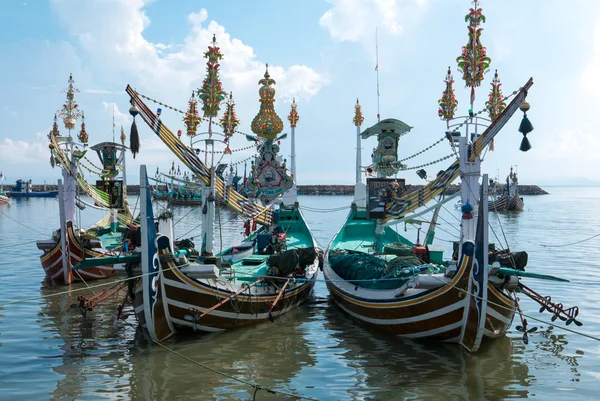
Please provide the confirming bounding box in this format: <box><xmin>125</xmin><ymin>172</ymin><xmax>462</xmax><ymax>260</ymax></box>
<box><xmin>133</xmin><ymin>253</ymin><xmax>318</xmax><ymax>335</ymax></box>
<box><xmin>324</xmin><ymin>261</ymin><xmax>515</xmax><ymax>346</ymax></box>
<box><xmin>485</xmin><ymin>285</ymin><xmax>516</xmax><ymax>338</ymax></box>
<box><xmin>489</xmin><ymin>194</ymin><xmax>524</xmax><ymax>212</ymax></box>
<box><xmin>39</xmin><ymin>222</ymin><xmax>117</xmax><ymax>284</ymax></box>
<box><xmin>0</xmin><ymin>194</ymin><xmax>8</xmax><ymax>204</ymax></box>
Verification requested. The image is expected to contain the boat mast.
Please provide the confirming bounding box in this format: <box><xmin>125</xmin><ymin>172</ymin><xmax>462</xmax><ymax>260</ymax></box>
<box><xmin>375</xmin><ymin>27</ymin><xmax>381</xmax><ymax>123</ymax></box>
<box><xmin>288</xmin><ymin>98</ymin><xmax>298</xmax><ymax>181</ymax></box>
<box><xmin>455</xmin><ymin>0</ymin><xmax>491</xmax><ymax>242</ymax></box>
<box><xmin>57</xmin><ymin>74</ymin><xmax>84</xmax><ymax>228</ymax></box>
<box><xmin>352</xmin><ymin>99</ymin><xmax>366</xmax><ymax>207</ymax></box>
<box><xmin>196</xmin><ymin>34</ymin><xmax>227</xmax><ymax>257</ymax></box>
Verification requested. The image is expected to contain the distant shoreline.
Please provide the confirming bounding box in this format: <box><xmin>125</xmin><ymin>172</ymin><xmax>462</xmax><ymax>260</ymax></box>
<box><xmin>23</xmin><ymin>183</ymin><xmax>549</xmax><ymax>196</ymax></box>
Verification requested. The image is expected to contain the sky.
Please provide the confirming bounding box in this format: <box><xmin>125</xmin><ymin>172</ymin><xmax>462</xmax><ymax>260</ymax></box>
<box><xmin>1</xmin><ymin>0</ymin><xmax>599</xmax><ymax>187</ymax></box>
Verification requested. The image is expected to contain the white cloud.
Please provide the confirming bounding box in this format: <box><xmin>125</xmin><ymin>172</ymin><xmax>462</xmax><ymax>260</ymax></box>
<box><xmin>319</xmin><ymin>0</ymin><xmax>427</xmax><ymax>43</ymax></box>
<box><xmin>101</xmin><ymin>101</ymin><xmax>131</xmax><ymax>127</ymax></box>
<box><xmin>50</xmin><ymin>1</ymin><xmax>327</xmax><ymax>106</ymax></box>
<box><xmin>0</xmin><ymin>132</ymin><xmax>50</xmax><ymax>167</ymax></box>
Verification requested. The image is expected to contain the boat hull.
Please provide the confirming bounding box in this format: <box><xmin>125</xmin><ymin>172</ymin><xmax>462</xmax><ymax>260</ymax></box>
<box><xmin>8</xmin><ymin>191</ymin><xmax>58</xmax><ymax>198</ymax></box>
<box><xmin>0</xmin><ymin>194</ymin><xmax>8</xmax><ymax>204</ymax></box>
<box><xmin>38</xmin><ymin>222</ymin><xmax>117</xmax><ymax>284</ymax></box>
<box><xmin>133</xmin><ymin>252</ymin><xmax>318</xmax><ymax>334</ymax></box>
<box><xmin>489</xmin><ymin>194</ymin><xmax>524</xmax><ymax>212</ymax></box>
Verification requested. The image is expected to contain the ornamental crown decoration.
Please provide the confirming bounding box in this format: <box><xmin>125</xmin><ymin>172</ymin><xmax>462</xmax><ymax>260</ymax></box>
<box><xmin>78</xmin><ymin>112</ymin><xmax>89</xmax><ymax>145</ymax></box>
<box><xmin>220</xmin><ymin>92</ymin><xmax>240</xmax><ymax>138</ymax></box>
<box><xmin>49</xmin><ymin>114</ymin><xmax>60</xmax><ymax>138</ymax></box>
<box><xmin>438</xmin><ymin>67</ymin><xmax>458</xmax><ymax>121</ymax></box>
<box><xmin>353</xmin><ymin>99</ymin><xmax>364</xmax><ymax>127</ymax></box>
<box><xmin>485</xmin><ymin>69</ymin><xmax>506</xmax><ymax>121</ymax></box>
<box><xmin>456</xmin><ymin>0</ymin><xmax>491</xmax><ymax>104</ymax></box>
<box><xmin>196</xmin><ymin>35</ymin><xmax>227</xmax><ymax>118</ymax></box>
<box><xmin>183</xmin><ymin>92</ymin><xmax>201</xmax><ymax>138</ymax></box>
<box><xmin>250</xmin><ymin>64</ymin><xmax>283</xmax><ymax>140</ymax></box>
<box><xmin>58</xmin><ymin>73</ymin><xmax>83</xmax><ymax>130</ymax></box>
<box><xmin>288</xmin><ymin>98</ymin><xmax>299</xmax><ymax>128</ymax></box>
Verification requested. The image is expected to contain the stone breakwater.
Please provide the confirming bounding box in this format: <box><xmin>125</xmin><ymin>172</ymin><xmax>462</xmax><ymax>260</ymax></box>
<box><xmin>29</xmin><ymin>184</ymin><xmax>548</xmax><ymax>195</ymax></box>
<box><xmin>295</xmin><ymin>184</ymin><xmax>549</xmax><ymax>196</ymax></box>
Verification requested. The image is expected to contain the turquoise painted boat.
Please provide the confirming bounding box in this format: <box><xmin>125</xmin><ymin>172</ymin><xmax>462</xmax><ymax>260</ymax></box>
<box><xmin>124</xmin><ymin>46</ymin><xmax>319</xmax><ymax>341</ymax></box>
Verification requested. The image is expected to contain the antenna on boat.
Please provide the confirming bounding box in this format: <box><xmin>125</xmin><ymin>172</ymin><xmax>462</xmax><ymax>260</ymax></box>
<box><xmin>112</xmin><ymin>99</ymin><xmax>115</xmax><ymax>143</ymax></box>
<box><xmin>375</xmin><ymin>27</ymin><xmax>381</xmax><ymax>122</ymax></box>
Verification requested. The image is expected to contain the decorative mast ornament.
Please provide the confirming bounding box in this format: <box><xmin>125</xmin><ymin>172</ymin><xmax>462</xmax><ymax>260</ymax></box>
<box><xmin>485</xmin><ymin>69</ymin><xmax>506</xmax><ymax>151</ymax></box>
<box><xmin>183</xmin><ymin>92</ymin><xmax>201</xmax><ymax>145</ymax></box>
<box><xmin>197</xmin><ymin>34</ymin><xmax>227</xmax><ymax>133</ymax></box>
<box><xmin>120</xmin><ymin>125</ymin><xmax>126</xmax><ymax>145</ymax></box>
<box><xmin>246</xmin><ymin>64</ymin><xmax>292</xmax><ymax>203</ymax></box>
<box><xmin>219</xmin><ymin>91</ymin><xmax>240</xmax><ymax>154</ymax></box>
<box><xmin>485</xmin><ymin>70</ymin><xmax>506</xmax><ymax>121</ymax></box>
<box><xmin>49</xmin><ymin>114</ymin><xmax>61</xmax><ymax>137</ymax></box>
<box><xmin>288</xmin><ymin>98</ymin><xmax>299</xmax><ymax>128</ymax></box>
<box><xmin>288</xmin><ymin>98</ymin><xmax>299</xmax><ymax>180</ymax></box>
<box><xmin>57</xmin><ymin>73</ymin><xmax>83</xmax><ymax>133</ymax></box>
<box><xmin>353</xmin><ymin>98</ymin><xmax>364</xmax><ymax>127</ymax></box>
<box><xmin>251</xmin><ymin>64</ymin><xmax>284</xmax><ymax>140</ymax></box>
<box><xmin>438</xmin><ymin>67</ymin><xmax>458</xmax><ymax>121</ymax></box>
<box><xmin>456</xmin><ymin>0</ymin><xmax>491</xmax><ymax>107</ymax></box>
<box><xmin>48</xmin><ymin>114</ymin><xmax>60</xmax><ymax>168</ymax></box>
<box><xmin>77</xmin><ymin>112</ymin><xmax>89</xmax><ymax>146</ymax></box>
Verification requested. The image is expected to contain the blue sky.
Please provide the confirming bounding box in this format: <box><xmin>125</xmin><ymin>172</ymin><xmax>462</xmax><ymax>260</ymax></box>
<box><xmin>1</xmin><ymin>0</ymin><xmax>599</xmax><ymax>186</ymax></box>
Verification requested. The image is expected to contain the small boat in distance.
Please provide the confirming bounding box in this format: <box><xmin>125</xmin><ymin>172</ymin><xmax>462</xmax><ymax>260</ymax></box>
<box><xmin>489</xmin><ymin>167</ymin><xmax>524</xmax><ymax>212</ymax></box>
<box><xmin>7</xmin><ymin>179</ymin><xmax>58</xmax><ymax>198</ymax></box>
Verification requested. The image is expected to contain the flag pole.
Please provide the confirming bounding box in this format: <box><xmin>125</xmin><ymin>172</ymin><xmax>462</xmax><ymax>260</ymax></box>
<box><xmin>375</xmin><ymin>27</ymin><xmax>381</xmax><ymax>122</ymax></box>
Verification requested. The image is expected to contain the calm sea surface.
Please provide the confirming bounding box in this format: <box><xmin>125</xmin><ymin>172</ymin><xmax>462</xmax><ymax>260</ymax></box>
<box><xmin>1</xmin><ymin>188</ymin><xmax>600</xmax><ymax>400</ymax></box>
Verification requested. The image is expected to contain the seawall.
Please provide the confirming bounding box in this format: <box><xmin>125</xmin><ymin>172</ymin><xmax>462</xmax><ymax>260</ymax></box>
<box><xmin>26</xmin><ymin>183</ymin><xmax>549</xmax><ymax>196</ymax></box>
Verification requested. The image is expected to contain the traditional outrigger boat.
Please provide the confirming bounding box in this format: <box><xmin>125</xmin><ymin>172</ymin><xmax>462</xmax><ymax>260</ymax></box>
<box><xmin>36</xmin><ymin>75</ymin><xmax>135</xmax><ymax>285</ymax></box>
<box><xmin>151</xmin><ymin>165</ymin><xmax>203</xmax><ymax>206</ymax></box>
<box><xmin>323</xmin><ymin>1</ymin><xmax>579</xmax><ymax>352</ymax></box>
<box><xmin>489</xmin><ymin>167</ymin><xmax>524</xmax><ymax>212</ymax></box>
<box><xmin>123</xmin><ymin>36</ymin><xmax>319</xmax><ymax>341</ymax></box>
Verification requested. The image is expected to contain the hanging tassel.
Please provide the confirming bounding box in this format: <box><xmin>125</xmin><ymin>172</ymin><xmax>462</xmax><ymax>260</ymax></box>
<box><xmin>520</xmin><ymin>135</ymin><xmax>532</xmax><ymax>152</ymax></box>
<box><xmin>50</xmin><ymin>153</ymin><xmax>55</xmax><ymax>168</ymax></box>
<box><xmin>252</xmin><ymin>219</ymin><xmax>257</xmax><ymax>231</ymax></box>
<box><xmin>489</xmin><ymin>138</ymin><xmax>494</xmax><ymax>152</ymax></box>
<box><xmin>130</xmin><ymin>120</ymin><xmax>140</xmax><ymax>159</ymax></box>
<box><xmin>518</xmin><ymin>100</ymin><xmax>533</xmax><ymax>152</ymax></box>
<box><xmin>129</xmin><ymin>100</ymin><xmax>140</xmax><ymax>158</ymax></box>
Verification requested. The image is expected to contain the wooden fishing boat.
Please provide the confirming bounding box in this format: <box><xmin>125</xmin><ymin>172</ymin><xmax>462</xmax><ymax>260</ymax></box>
<box><xmin>489</xmin><ymin>167</ymin><xmax>524</xmax><ymax>212</ymax></box>
<box><xmin>133</xmin><ymin>165</ymin><xmax>318</xmax><ymax>340</ymax></box>
<box><xmin>324</xmin><ymin>1</ymin><xmax>578</xmax><ymax>352</ymax></box>
<box><xmin>7</xmin><ymin>179</ymin><xmax>58</xmax><ymax>198</ymax></box>
<box><xmin>36</xmin><ymin>74</ymin><xmax>134</xmax><ymax>285</ymax></box>
<box><xmin>151</xmin><ymin>167</ymin><xmax>203</xmax><ymax>206</ymax></box>
<box><xmin>123</xmin><ymin>37</ymin><xmax>319</xmax><ymax>341</ymax></box>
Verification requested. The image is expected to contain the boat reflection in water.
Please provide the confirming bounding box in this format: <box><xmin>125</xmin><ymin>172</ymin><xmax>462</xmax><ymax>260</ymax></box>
<box><xmin>311</xmin><ymin>302</ymin><xmax>534</xmax><ymax>400</ymax></box>
<box><xmin>126</xmin><ymin>307</ymin><xmax>316</xmax><ymax>400</ymax></box>
<box><xmin>38</xmin><ymin>281</ymin><xmax>133</xmax><ymax>400</ymax></box>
